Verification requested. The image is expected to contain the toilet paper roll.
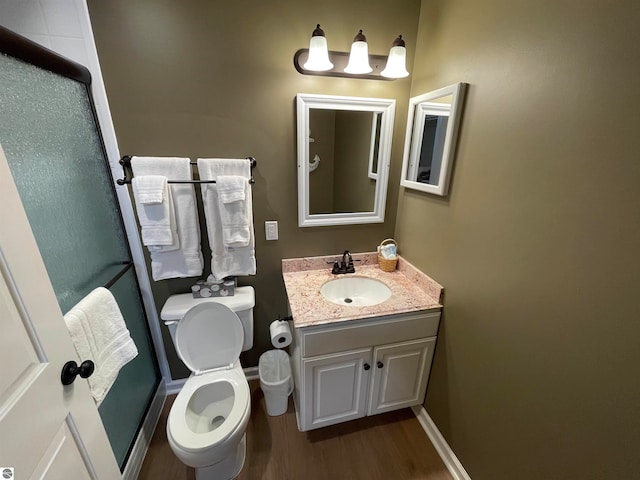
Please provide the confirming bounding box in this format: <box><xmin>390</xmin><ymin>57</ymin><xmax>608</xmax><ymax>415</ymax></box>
<box><xmin>270</xmin><ymin>320</ymin><xmax>292</xmax><ymax>348</ymax></box>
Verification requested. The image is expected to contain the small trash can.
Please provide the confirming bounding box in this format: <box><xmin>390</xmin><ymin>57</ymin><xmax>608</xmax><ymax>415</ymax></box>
<box><xmin>259</xmin><ymin>350</ymin><xmax>293</xmax><ymax>416</ymax></box>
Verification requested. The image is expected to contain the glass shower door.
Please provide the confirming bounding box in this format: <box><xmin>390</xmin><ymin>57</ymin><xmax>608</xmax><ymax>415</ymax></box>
<box><xmin>0</xmin><ymin>48</ymin><xmax>159</xmax><ymax>468</ymax></box>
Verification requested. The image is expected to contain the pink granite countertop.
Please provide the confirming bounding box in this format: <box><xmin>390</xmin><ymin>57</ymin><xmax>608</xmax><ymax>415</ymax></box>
<box><xmin>282</xmin><ymin>252</ymin><xmax>443</xmax><ymax>328</ymax></box>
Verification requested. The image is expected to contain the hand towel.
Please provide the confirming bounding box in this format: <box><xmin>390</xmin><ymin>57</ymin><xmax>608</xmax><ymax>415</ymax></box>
<box><xmin>217</xmin><ymin>175</ymin><xmax>246</xmax><ymax>203</ymax></box>
<box><xmin>197</xmin><ymin>158</ymin><xmax>256</xmax><ymax>280</ymax></box>
<box><xmin>132</xmin><ymin>175</ymin><xmax>178</xmax><ymax>249</ymax></box>
<box><xmin>216</xmin><ymin>175</ymin><xmax>250</xmax><ymax>247</ymax></box>
<box><xmin>63</xmin><ymin>287</ymin><xmax>138</xmax><ymax>405</ymax></box>
<box><xmin>134</xmin><ymin>174</ymin><xmax>166</xmax><ymax>204</ymax></box>
<box><xmin>131</xmin><ymin>157</ymin><xmax>204</xmax><ymax>280</ymax></box>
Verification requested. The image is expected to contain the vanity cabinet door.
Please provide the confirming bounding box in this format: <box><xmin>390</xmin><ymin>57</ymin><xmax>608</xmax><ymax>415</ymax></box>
<box><xmin>302</xmin><ymin>348</ymin><xmax>372</xmax><ymax>431</ymax></box>
<box><xmin>368</xmin><ymin>337</ymin><xmax>436</xmax><ymax>416</ymax></box>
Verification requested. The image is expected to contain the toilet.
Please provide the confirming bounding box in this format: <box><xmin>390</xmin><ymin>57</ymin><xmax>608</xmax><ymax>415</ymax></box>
<box><xmin>160</xmin><ymin>287</ymin><xmax>255</xmax><ymax>480</ymax></box>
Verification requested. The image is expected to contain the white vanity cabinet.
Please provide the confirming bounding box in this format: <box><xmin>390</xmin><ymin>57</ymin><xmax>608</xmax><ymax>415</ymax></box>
<box><xmin>289</xmin><ymin>310</ymin><xmax>440</xmax><ymax>432</ymax></box>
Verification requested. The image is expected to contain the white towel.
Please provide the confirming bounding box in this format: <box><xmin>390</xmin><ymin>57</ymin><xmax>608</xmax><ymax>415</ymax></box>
<box><xmin>217</xmin><ymin>175</ymin><xmax>246</xmax><ymax>203</ymax></box>
<box><xmin>197</xmin><ymin>158</ymin><xmax>256</xmax><ymax>280</ymax></box>
<box><xmin>63</xmin><ymin>287</ymin><xmax>138</xmax><ymax>406</ymax></box>
<box><xmin>134</xmin><ymin>175</ymin><xmax>166</xmax><ymax>204</ymax></box>
<box><xmin>132</xmin><ymin>175</ymin><xmax>178</xmax><ymax>249</ymax></box>
<box><xmin>216</xmin><ymin>175</ymin><xmax>250</xmax><ymax>247</ymax></box>
<box><xmin>131</xmin><ymin>157</ymin><xmax>204</xmax><ymax>280</ymax></box>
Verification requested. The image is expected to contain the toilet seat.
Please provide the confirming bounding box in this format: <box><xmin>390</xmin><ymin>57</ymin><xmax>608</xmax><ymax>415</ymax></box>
<box><xmin>167</xmin><ymin>365</ymin><xmax>250</xmax><ymax>455</ymax></box>
<box><xmin>175</xmin><ymin>302</ymin><xmax>244</xmax><ymax>374</ymax></box>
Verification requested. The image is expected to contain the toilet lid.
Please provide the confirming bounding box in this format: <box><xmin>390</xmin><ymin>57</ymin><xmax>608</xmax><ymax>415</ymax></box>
<box><xmin>175</xmin><ymin>302</ymin><xmax>244</xmax><ymax>372</ymax></box>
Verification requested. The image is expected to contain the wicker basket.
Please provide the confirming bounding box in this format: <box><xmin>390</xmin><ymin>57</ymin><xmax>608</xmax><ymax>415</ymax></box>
<box><xmin>377</xmin><ymin>238</ymin><xmax>398</xmax><ymax>272</ymax></box>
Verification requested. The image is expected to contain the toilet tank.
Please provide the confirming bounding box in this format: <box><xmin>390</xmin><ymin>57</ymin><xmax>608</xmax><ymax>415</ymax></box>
<box><xmin>160</xmin><ymin>286</ymin><xmax>254</xmax><ymax>351</ymax></box>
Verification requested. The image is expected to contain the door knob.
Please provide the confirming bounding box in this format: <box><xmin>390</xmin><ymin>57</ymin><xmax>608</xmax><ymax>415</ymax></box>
<box><xmin>61</xmin><ymin>360</ymin><xmax>95</xmax><ymax>385</ymax></box>
<box><xmin>377</xmin><ymin>361</ymin><xmax>384</xmax><ymax>368</ymax></box>
<box><xmin>363</xmin><ymin>363</ymin><xmax>370</xmax><ymax>371</ymax></box>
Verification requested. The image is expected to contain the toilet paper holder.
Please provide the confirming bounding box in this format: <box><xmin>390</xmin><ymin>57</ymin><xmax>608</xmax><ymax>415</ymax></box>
<box><xmin>270</xmin><ymin>316</ymin><xmax>293</xmax><ymax>348</ymax></box>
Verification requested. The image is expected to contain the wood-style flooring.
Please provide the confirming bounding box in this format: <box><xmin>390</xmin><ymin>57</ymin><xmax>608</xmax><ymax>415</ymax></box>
<box><xmin>138</xmin><ymin>381</ymin><xmax>453</xmax><ymax>480</ymax></box>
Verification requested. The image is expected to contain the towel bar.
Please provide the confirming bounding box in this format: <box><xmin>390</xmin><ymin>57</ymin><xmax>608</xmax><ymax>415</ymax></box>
<box><xmin>115</xmin><ymin>156</ymin><xmax>257</xmax><ymax>185</ymax></box>
<box><xmin>103</xmin><ymin>261</ymin><xmax>133</xmax><ymax>289</ymax></box>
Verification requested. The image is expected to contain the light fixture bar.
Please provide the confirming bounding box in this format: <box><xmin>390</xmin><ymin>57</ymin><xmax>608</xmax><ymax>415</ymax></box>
<box><xmin>293</xmin><ymin>49</ymin><xmax>393</xmax><ymax>81</ymax></box>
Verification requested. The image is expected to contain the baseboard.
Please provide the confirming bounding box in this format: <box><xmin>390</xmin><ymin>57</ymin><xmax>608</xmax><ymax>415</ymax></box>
<box><xmin>165</xmin><ymin>378</ymin><xmax>187</xmax><ymax>395</ymax></box>
<box><xmin>244</xmin><ymin>366</ymin><xmax>259</xmax><ymax>381</ymax></box>
<box><xmin>411</xmin><ymin>405</ymin><xmax>471</xmax><ymax>480</ymax></box>
<box><xmin>122</xmin><ymin>380</ymin><xmax>167</xmax><ymax>480</ymax></box>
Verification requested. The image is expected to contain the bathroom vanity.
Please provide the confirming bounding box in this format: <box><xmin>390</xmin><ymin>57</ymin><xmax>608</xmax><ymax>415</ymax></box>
<box><xmin>282</xmin><ymin>253</ymin><xmax>443</xmax><ymax>432</ymax></box>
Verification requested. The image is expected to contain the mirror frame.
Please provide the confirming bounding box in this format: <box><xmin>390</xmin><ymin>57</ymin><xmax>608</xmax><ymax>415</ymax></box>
<box><xmin>400</xmin><ymin>83</ymin><xmax>467</xmax><ymax>196</ymax></box>
<box><xmin>296</xmin><ymin>93</ymin><xmax>396</xmax><ymax>227</ymax></box>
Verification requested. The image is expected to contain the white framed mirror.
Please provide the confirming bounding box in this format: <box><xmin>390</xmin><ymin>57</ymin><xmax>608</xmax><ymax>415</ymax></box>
<box><xmin>400</xmin><ymin>83</ymin><xmax>467</xmax><ymax>196</ymax></box>
<box><xmin>297</xmin><ymin>93</ymin><xmax>395</xmax><ymax>227</ymax></box>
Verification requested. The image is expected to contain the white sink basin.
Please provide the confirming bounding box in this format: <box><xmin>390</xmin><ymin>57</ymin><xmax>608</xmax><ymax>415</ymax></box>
<box><xmin>320</xmin><ymin>276</ymin><xmax>392</xmax><ymax>307</ymax></box>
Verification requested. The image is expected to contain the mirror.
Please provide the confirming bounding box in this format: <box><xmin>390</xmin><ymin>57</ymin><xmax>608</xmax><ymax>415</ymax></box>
<box><xmin>297</xmin><ymin>93</ymin><xmax>395</xmax><ymax>227</ymax></box>
<box><xmin>400</xmin><ymin>83</ymin><xmax>467</xmax><ymax>196</ymax></box>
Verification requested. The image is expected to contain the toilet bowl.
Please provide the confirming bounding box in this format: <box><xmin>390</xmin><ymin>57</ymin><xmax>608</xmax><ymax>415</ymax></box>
<box><xmin>163</xmin><ymin>299</ymin><xmax>253</xmax><ymax>480</ymax></box>
<box><xmin>167</xmin><ymin>364</ymin><xmax>250</xmax><ymax>475</ymax></box>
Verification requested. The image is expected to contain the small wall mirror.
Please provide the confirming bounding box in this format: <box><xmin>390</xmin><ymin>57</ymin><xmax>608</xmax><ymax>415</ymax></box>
<box><xmin>297</xmin><ymin>93</ymin><xmax>395</xmax><ymax>227</ymax></box>
<box><xmin>400</xmin><ymin>83</ymin><xmax>467</xmax><ymax>196</ymax></box>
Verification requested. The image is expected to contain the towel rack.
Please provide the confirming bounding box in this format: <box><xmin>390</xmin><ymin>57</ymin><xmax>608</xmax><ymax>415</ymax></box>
<box><xmin>115</xmin><ymin>156</ymin><xmax>257</xmax><ymax>186</ymax></box>
<box><xmin>103</xmin><ymin>261</ymin><xmax>134</xmax><ymax>289</ymax></box>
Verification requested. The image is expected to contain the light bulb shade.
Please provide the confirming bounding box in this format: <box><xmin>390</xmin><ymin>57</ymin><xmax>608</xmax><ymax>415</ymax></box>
<box><xmin>381</xmin><ymin>45</ymin><xmax>409</xmax><ymax>78</ymax></box>
<box><xmin>344</xmin><ymin>41</ymin><xmax>372</xmax><ymax>74</ymax></box>
<box><xmin>304</xmin><ymin>35</ymin><xmax>334</xmax><ymax>71</ymax></box>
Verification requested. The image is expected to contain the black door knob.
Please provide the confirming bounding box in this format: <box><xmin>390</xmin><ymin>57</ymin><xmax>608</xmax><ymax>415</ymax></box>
<box><xmin>377</xmin><ymin>361</ymin><xmax>384</xmax><ymax>369</ymax></box>
<box><xmin>61</xmin><ymin>360</ymin><xmax>95</xmax><ymax>385</ymax></box>
<box><xmin>363</xmin><ymin>363</ymin><xmax>370</xmax><ymax>371</ymax></box>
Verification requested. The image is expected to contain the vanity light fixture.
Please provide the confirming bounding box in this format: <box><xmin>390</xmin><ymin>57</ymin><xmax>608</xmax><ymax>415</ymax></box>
<box><xmin>381</xmin><ymin>35</ymin><xmax>409</xmax><ymax>79</ymax></box>
<box><xmin>303</xmin><ymin>24</ymin><xmax>333</xmax><ymax>71</ymax></box>
<box><xmin>293</xmin><ymin>24</ymin><xmax>409</xmax><ymax>81</ymax></box>
<box><xmin>344</xmin><ymin>30</ymin><xmax>373</xmax><ymax>74</ymax></box>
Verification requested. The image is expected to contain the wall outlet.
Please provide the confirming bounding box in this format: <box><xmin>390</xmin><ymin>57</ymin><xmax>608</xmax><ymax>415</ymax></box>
<box><xmin>265</xmin><ymin>221</ymin><xmax>278</xmax><ymax>241</ymax></box>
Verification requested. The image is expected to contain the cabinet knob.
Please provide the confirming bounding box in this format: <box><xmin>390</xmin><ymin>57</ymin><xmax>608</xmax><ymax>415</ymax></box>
<box><xmin>363</xmin><ymin>363</ymin><xmax>370</xmax><ymax>371</ymax></box>
<box><xmin>377</xmin><ymin>361</ymin><xmax>384</xmax><ymax>369</ymax></box>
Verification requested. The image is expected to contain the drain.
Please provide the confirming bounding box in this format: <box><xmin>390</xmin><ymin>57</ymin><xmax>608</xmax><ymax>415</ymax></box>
<box><xmin>210</xmin><ymin>415</ymin><xmax>225</xmax><ymax>429</ymax></box>
<box><xmin>344</xmin><ymin>298</ymin><xmax>353</xmax><ymax>304</ymax></box>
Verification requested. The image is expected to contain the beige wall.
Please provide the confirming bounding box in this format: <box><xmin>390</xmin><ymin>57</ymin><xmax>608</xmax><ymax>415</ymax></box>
<box><xmin>397</xmin><ymin>0</ymin><xmax>640</xmax><ymax>478</ymax></box>
<box><xmin>87</xmin><ymin>0</ymin><xmax>420</xmax><ymax>375</ymax></box>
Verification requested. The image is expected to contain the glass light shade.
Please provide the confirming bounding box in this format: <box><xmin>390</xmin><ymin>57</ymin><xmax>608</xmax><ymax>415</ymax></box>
<box><xmin>381</xmin><ymin>45</ymin><xmax>409</xmax><ymax>78</ymax></box>
<box><xmin>344</xmin><ymin>41</ymin><xmax>372</xmax><ymax>74</ymax></box>
<box><xmin>303</xmin><ymin>35</ymin><xmax>333</xmax><ymax>71</ymax></box>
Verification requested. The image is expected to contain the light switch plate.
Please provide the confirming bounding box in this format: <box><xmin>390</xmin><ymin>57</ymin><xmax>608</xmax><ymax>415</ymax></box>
<box><xmin>265</xmin><ymin>221</ymin><xmax>278</xmax><ymax>241</ymax></box>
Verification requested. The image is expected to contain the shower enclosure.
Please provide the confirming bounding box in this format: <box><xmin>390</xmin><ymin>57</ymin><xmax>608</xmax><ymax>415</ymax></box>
<box><xmin>0</xmin><ymin>26</ymin><xmax>159</xmax><ymax>469</ymax></box>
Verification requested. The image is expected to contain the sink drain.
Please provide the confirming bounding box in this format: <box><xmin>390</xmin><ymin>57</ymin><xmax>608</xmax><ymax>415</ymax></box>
<box><xmin>344</xmin><ymin>298</ymin><xmax>353</xmax><ymax>304</ymax></box>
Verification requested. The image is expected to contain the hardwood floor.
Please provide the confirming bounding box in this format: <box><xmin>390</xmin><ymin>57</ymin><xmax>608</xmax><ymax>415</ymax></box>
<box><xmin>138</xmin><ymin>381</ymin><xmax>453</xmax><ymax>480</ymax></box>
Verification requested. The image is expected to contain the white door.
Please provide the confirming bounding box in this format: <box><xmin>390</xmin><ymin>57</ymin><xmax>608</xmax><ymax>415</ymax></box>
<box><xmin>368</xmin><ymin>337</ymin><xmax>436</xmax><ymax>416</ymax></box>
<box><xmin>0</xmin><ymin>146</ymin><xmax>121</xmax><ymax>479</ymax></box>
<box><xmin>302</xmin><ymin>348</ymin><xmax>371</xmax><ymax>431</ymax></box>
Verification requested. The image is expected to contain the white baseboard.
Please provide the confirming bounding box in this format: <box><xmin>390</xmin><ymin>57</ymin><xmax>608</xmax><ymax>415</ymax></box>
<box><xmin>411</xmin><ymin>405</ymin><xmax>471</xmax><ymax>480</ymax></box>
<box><xmin>244</xmin><ymin>366</ymin><xmax>259</xmax><ymax>381</ymax></box>
<box><xmin>165</xmin><ymin>378</ymin><xmax>187</xmax><ymax>395</ymax></box>
<box><xmin>123</xmin><ymin>380</ymin><xmax>167</xmax><ymax>480</ymax></box>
